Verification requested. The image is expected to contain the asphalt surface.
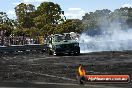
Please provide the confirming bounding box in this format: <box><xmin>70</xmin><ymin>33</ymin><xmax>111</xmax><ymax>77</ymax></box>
<box><xmin>0</xmin><ymin>51</ymin><xmax>132</xmax><ymax>88</ymax></box>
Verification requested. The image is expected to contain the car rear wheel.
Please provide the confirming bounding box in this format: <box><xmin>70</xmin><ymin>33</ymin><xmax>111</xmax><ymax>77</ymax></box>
<box><xmin>48</xmin><ymin>48</ymin><xmax>52</xmax><ymax>55</ymax></box>
<box><xmin>74</xmin><ymin>50</ymin><xmax>80</xmax><ymax>55</ymax></box>
<box><xmin>77</xmin><ymin>50</ymin><xmax>80</xmax><ymax>54</ymax></box>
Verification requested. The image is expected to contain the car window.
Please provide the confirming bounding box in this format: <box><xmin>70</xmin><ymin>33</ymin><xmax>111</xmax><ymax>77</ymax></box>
<box><xmin>64</xmin><ymin>34</ymin><xmax>72</xmax><ymax>40</ymax></box>
<box><xmin>53</xmin><ymin>35</ymin><xmax>63</xmax><ymax>42</ymax></box>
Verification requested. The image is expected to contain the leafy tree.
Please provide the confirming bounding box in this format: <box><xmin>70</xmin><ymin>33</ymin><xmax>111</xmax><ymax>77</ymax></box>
<box><xmin>40</xmin><ymin>24</ymin><xmax>56</xmax><ymax>35</ymax></box>
<box><xmin>0</xmin><ymin>12</ymin><xmax>14</xmax><ymax>36</ymax></box>
<box><xmin>109</xmin><ymin>7</ymin><xmax>132</xmax><ymax>28</ymax></box>
<box><xmin>82</xmin><ymin>7</ymin><xmax>132</xmax><ymax>34</ymax></box>
<box><xmin>12</xmin><ymin>28</ymin><xmax>23</xmax><ymax>36</ymax></box>
<box><xmin>34</xmin><ymin>2</ymin><xmax>62</xmax><ymax>28</ymax></box>
<box><xmin>82</xmin><ymin>9</ymin><xmax>111</xmax><ymax>30</ymax></box>
<box><xmin>55</xmin><ymin>19</ymin><xmax>83</xmax><ymax>33</ymax></box>
<box><xmin>15</xmin><ymin>3</ymin><xmax>36</xmax><ymax>28</ymax></box>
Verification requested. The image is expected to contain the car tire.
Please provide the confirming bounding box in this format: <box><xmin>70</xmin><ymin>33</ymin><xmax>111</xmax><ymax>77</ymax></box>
<box><xmin>77</xmin><ymin>50</ymin><xmax>80</xmax><ymax>54</ymax></box>
<box><xmin>74</xmin><ymin>50</ymin><xmax>80</xmax><ymax>55</ymax></box>
<box><xmin>48</xmin><ymin>48</ymin><xmax>52</xmax><ymax>55</ymax></box>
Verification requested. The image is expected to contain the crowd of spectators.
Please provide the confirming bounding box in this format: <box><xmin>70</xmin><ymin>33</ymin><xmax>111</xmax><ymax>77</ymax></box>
<box><xmin>0</xmin><ymin>36</ymin><xmax>42</xmax><ymax>46</ymax></box>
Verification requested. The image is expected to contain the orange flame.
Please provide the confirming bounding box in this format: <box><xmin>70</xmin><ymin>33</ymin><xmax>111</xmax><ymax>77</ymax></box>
<box><xmin>78</xmin><ymin>65</ymin><xmax>86</xmax><ymax>76</ymax></box>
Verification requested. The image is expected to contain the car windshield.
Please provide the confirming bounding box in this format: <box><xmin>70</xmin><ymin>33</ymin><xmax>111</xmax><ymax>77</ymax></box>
<box><xmin>63</xmin><ymin>34</ymin><xmax>72</xmax><ymax>40</ymax></box>
<box><xmin>53</xmin><ymin>34</ymin><xmax>72</xmax><ymax>42</ymax></box>
<box><xmin>53</xmin><ymin>35</ymin><xmax>63</xmax><ymax>42</ymax></box>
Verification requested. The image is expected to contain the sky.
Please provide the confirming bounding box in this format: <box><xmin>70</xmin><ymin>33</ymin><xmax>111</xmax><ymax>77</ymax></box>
<box><xmin>0</xmin><ymin>0</ymin><xmax>132</xmax><ymax>19</ymax></box>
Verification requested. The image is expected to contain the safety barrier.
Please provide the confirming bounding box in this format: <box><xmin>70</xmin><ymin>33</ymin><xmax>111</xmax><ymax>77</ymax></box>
<box><xmin>0</xmin><ymin>44</ymin><xmax>46</xmax><ymax>53</ymax></box>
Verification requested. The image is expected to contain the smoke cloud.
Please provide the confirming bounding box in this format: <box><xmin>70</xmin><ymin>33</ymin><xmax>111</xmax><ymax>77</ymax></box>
<box><xmin>79</xmin><ymin>21</ymin><xmax>132</xmax><ymax>53</ymax></box>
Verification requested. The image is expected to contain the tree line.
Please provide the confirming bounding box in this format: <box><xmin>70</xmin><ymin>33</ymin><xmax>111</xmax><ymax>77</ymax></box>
<box><xmin>82</xmin><ymin>7</ymin><xmax>132</xmax><ymax>35</ymax></box>
<box><xmin>0</xmin><ymin>2</ymin><xmax>132</xmax><ymax>38</ymax></box>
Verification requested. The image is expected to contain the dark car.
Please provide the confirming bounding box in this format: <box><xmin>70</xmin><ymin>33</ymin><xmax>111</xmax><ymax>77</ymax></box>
<box><xmin>45</xmin><ymin>33</ymin><xmax>80</xmax><ymax>55</ymax></box>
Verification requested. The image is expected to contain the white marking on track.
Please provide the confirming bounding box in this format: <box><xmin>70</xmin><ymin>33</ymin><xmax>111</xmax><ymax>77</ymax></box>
<box><xmin>23</xmin><ymin>71</ymin><xmax>76</xmax><ymax>81</ymax></box>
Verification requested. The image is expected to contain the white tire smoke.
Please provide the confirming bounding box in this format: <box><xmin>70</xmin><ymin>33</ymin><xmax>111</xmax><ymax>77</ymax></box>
<box><xmin>79</xmin><ymin>22</ymin><xmax>132</xmax><ymax>53</ymax></box>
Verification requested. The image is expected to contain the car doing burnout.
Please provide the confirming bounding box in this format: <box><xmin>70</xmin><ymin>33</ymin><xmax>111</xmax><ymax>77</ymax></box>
<box><xmin>45</xmin><ymin>33</ymin><xmax>80</xmax><ymax>55</ymax></box>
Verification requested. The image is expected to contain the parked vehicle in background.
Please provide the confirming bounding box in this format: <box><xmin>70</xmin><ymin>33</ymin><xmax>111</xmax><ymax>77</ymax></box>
<box><xmin>45</xmin><ymin>33</ymin><xmax>80</xmax><ymax>55</ymax></box>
